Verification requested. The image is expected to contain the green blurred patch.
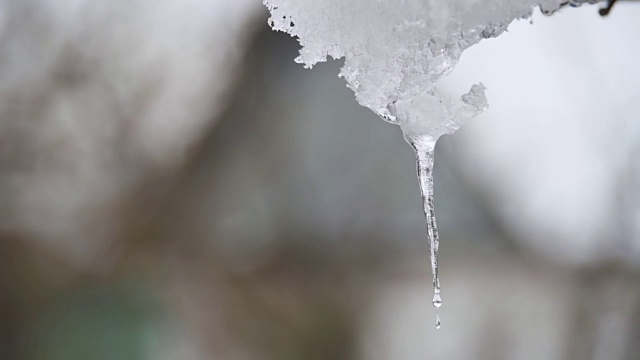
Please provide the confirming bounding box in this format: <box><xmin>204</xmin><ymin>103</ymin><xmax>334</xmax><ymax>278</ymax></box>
<box><xmin>21</xmin><ymin>283</ymin><xmax>167</xmax><ymax>360</ymax></box>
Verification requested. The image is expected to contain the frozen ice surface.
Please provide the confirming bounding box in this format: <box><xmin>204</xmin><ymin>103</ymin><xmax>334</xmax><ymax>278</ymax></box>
<box><xmin>263</xmin><ymin>0</ymin><xmax>579</xmax><ymax>141</ymax></box>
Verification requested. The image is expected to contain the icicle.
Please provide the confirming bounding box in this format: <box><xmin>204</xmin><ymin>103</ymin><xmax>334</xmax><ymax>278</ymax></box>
<box><xmin>407</xmin><ymin>136</ymin><xmax>442</xmax><ymax>329</ymax></box>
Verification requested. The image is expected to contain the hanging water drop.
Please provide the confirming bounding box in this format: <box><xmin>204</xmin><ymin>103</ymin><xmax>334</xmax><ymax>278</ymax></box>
<box><xmin>433</xmin><ymin>290</ymin><xmax>442</xmax><ymax>330</ymax></box>
<box><xmin>433</xmin><ymin>291</ymin><xmax>442</xmax><ymax>308</ymax></box>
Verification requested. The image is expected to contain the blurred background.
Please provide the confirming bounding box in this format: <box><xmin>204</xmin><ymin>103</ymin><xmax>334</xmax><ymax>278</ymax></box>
<box><xmin>0</xmin><ymin>1</ymin><xmax>639</xmax><ymax>359</ymax></box>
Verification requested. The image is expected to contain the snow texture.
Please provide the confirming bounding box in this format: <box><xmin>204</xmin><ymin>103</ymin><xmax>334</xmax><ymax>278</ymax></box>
<box><xmin>264</xmin><ymin>0</ymin><xmax>596</xmax><ymax>142</ymax></box>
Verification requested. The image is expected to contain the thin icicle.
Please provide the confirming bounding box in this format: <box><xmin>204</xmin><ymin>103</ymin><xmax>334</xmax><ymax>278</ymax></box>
<box><xmin>408</xmin><ymin>136</ymin><xmax>442</xmax><ymax>328</ymax></box>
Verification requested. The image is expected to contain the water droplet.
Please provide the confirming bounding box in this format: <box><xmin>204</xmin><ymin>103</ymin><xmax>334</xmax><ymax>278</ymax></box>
<box><xmin>432</xmin><ymin>292</ymin><xmax>442</xmax><ymax>308</ymax></box>
<box><xmin>435</xmin><ymin>314</ymin><xmax>441</xmax><ymax>330</ymax></box>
